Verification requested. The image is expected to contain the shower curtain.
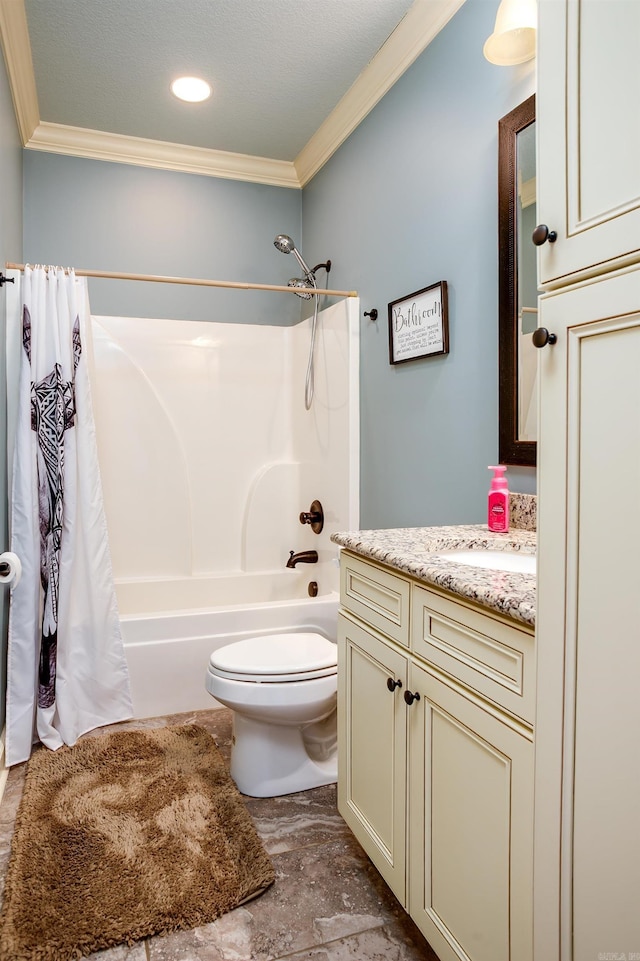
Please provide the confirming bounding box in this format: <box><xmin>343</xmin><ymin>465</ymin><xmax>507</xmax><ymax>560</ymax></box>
<box><xmin>5</xmin><ymin>266</ymin><xmax>133</xmax><ymax>766</ymax></box>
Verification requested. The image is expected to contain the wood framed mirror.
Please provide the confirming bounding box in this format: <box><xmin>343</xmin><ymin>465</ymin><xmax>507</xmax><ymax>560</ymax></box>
<box><xmin>498</xmin><ymin>94</ymin><xmax>536</xmax><ymax>467</ymax></box>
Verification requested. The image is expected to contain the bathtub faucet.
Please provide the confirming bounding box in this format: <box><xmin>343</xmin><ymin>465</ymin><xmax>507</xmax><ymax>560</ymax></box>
<box><xmin>286</xmin><ymin>549</ymin><xmax>319</xmax><ymax>568</ymax></box>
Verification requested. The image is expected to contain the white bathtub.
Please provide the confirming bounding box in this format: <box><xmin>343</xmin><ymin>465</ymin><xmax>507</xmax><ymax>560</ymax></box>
<box><xmin>117</xmin><ymin>569</ymin><xmax>340</xmax><ymax>719</ymax></box>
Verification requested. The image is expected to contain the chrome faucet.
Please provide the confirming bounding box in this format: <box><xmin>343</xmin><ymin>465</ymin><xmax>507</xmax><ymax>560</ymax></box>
<box><xmin>286</xmin><ymin>549</ymin><xmax>318</xmax><ymax>568</ymax></box>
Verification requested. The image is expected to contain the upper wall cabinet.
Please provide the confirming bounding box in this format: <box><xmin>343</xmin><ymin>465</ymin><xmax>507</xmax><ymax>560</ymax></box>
<box><xmin>537</xmin><ymin>0</ymin><xmax>640</xmax><ymax>289</ymax></box>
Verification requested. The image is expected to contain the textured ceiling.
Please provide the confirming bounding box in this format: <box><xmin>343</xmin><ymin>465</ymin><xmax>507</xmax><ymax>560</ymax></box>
<box><xmin>24</xmin><ymin>0</ymin><xmax>416</xmax><ymax>161</ymax></box>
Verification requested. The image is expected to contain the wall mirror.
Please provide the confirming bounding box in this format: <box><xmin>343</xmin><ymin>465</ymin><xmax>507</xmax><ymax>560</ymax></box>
<box><xmin>498</xmin><ymin>94</ymin><xmax>537</xmax><ymax>467</ymax></box>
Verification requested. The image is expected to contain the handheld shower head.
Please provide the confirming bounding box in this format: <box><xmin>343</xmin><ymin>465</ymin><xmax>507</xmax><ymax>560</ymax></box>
<box><xmin>274</xmin><ymin>234</ymin><xmax>296</xmax><ymax>255</ymax></box>
<box><xmin>273</xmin><ymin>233</ymin><xmax>314</xmax><ymax>281</ymax></box>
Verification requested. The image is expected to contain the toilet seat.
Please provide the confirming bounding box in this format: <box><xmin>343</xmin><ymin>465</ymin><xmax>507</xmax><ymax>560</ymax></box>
<box><xmin>208</xmin><ymin>632</ymin><xmax>337</xmax><ymax>683</ymax></box>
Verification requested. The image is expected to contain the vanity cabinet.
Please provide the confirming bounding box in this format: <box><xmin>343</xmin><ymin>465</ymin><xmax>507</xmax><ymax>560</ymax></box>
<box><xmin>534</xmin><ymin>3</ymin><xmax>640</xmax><ymax>958</ymax></box>
<box><xmin>537</xmin><ymin>0</ymin><xmax>640</xmax><ymax>289</ymax></box>
<box><xmin>337</xmin><ymin>551</ymin><xmax>535</xmax><ymax>961</ymax></box>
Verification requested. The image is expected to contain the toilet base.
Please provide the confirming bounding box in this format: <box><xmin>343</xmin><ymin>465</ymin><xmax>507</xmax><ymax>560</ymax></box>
<box><xmin>230</xmin><ymin>711</ymin><xmax>338</xmax><ymax>797</ymax></box>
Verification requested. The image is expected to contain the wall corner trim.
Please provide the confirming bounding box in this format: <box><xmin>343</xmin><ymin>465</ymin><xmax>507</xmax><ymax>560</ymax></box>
<box><xmin>294</xmin><ymin>0</ymin><xmax>467</xmax><ymax>187</ymax></box>
<box><xmin>0</xmin><ymin>0</ymin><xmax>39</xmax><ymax>144</ymax></box>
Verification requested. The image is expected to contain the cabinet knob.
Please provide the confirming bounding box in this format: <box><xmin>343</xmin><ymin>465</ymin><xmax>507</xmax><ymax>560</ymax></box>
<box><xmin>532</xmin><ymin>224</ymin><xmax>558</xmax><ymax>246</ymax></box>
<box><xmin>532</xmin><ymin>327</ymin><xmax>558</xmax><ymax>348</ymax></box>
<box><xmin>403</xmin><ymin>690</ymin><xmax>421</xmax><ymax>705</ymax></box>
<box><xmin>386</xmin><ymin>677</ymin><xmax>402</xmax><ymax>692</ymax></box>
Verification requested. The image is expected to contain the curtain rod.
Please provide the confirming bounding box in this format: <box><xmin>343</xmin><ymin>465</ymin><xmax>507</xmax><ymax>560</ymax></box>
<box><xmin>4</xmin><ymin>263</ymin><xmax>357</xmax><ymax>299</ymax></box>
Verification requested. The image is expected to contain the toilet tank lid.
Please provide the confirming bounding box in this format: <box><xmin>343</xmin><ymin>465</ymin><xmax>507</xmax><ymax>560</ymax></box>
<box><xmin>209</xmin><ymin>632</ymin><xmax>337</xmax><ymax>676</ymax></box>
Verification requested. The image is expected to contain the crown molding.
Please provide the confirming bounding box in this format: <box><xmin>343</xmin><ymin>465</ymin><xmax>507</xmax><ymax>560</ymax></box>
<box><xmin>27</xmin><ymin>122</ymin><xmax>300</xmax><ymax>188</ymax></box>
<box><xmin>294</xmin><ymin>0</ymin><xmax>467</xmax><ymax>187</ymax></box>
<box><xmin>0</xmin><ymin>0</ymin><xmax>39</xmax><ymax>143</ymax></box>
<box><xmin>1</xmin><ymin>0</ymin><xmax>465</xmax><ymax>189</ymax></box>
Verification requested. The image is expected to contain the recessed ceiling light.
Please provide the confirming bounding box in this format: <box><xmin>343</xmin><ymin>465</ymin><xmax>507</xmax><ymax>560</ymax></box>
<box><xmin>170</xmin><ymin>77</ymin><xmax>212</xmax><ymax>103</ymax></box>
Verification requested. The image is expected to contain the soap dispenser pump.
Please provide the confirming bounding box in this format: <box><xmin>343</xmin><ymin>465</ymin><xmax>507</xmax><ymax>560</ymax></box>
<box><xmin>487</xmin><ymin>465</ymin><xmax>509</xmax><ymax>532</ymax></box>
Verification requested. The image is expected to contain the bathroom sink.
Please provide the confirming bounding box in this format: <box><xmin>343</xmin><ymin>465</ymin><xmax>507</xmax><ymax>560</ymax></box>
<box><xmin>434</xmin><ymin>550</ymin><xmax>536</xmax><ymax>575</ymax></box>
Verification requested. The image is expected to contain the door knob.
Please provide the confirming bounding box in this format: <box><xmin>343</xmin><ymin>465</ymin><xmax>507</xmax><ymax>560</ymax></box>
<box><xmin>403</xmin><ymin>690</ymin><xmax>421</xmax><ymax>705</ymax></box>
<box><xmin>386</xmin><ymin>677</ymin><xmax>402</xmax><ymax>692</ymax></box>
<box><xmin>532</xmin><ymin>224</ymin><xmax>558</xmax><ymax>246</ymax></box>
<box><xmin>532</xmin><ymin>327</ymin><xmax>557</xmax><ymax>348</ymax></box>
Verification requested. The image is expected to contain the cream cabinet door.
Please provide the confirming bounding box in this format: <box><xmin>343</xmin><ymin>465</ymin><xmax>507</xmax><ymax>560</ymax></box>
<box><xmin>408</xmin><ymin>662</ymin><xmax>533</xmax><ymax>961</ymax></box>
<box><xmin>535</xmin><ymin>265</ymin><xmax>640</xmax><ymax>960</ymax></box>
<box><xmin>537</xmin><ymin>0</ymin><xmax>640</xmax><ymax>288</ymax></box>
<box><xmin>337</xmin><ymin>612</ymin><xmax>408</xmax><ymax>903</ymax></box>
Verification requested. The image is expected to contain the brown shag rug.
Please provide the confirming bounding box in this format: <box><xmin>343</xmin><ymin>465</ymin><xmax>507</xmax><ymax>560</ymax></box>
<box><xmin>0</xmin><ymin>724</ymin><xmax>275</xmax><ymax>961</ymax></box>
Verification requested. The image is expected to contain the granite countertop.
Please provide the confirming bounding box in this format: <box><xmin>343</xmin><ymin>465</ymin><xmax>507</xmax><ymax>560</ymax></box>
<box><xmin>330</xmin><ymin>524</ymin><xmax>536</xmax><ymax>628</ymax></box>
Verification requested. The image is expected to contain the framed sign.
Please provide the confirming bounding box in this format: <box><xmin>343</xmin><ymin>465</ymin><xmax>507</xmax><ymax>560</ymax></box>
<box><xmin>388</xmin><ymin>281</ymin><xmax>449</xmax><ymax>364</ymax></box>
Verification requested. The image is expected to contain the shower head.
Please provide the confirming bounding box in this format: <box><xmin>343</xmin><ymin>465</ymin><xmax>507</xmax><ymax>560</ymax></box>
<box><xmin>274</xmin><ymin>234</ymin><xmax>296</xmax><ymax>255</ymax></box>
<box><xmin>273</xmin><ymin>233</ymin><xmax>314</xmax><ymax>281</ymax></box>
<box><xmin>287</xmin><ymin>277</ymin><xmax>314</xmax><ymax>300</ymax></box>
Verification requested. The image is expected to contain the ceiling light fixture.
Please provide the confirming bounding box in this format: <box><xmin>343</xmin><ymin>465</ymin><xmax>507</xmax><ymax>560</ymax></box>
<box><xmin>483</xmin><ymin>0</ymin><xmax>537</xmax><ymax>65</ymax></box>
<box><xmin>170</xmin><ymin>76</ymin><xmax>212</xmax><ymax>103</ymax></box>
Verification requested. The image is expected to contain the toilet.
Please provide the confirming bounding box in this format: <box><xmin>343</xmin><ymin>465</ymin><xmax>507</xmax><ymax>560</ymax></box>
<box><xmin>205</xmin><ymin>632</ymin><xmax>338</xmax><ymax>798</ymax></box>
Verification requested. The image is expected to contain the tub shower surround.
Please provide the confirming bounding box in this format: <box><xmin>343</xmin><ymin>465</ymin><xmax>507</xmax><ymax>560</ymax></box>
<box><xmin>90</xmin><ymin>300</ymin><xmax>358</xmax><ymax>585</ymax></box>
<box><xmin>88</xmin><ymin>299</ymin><xmax>359</xmax><ymax>719</ymax></box>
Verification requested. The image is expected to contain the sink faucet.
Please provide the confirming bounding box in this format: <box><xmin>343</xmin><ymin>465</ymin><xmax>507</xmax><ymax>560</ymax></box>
<box><xmin>286</xmin><ymin>549</ymin><xmax>318</xmax><ymax>568</ymax></box>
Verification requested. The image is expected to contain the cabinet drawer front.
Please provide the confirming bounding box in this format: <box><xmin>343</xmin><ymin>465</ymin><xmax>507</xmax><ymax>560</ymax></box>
<box><xmin>412</xmin><ymin>587</ymin><xmax>534</xmax><ymax>724</ymax></box>
<box><xmin>341</xmin><ymin>553</ymin><xmax>410</xmax><ymax>647</ymax></box>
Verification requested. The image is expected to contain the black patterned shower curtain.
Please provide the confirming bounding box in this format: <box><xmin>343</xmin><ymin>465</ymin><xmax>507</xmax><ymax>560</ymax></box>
<box><xmin>5</xmin><ymin>266</ymin><xmax>133</xmax><ymax>765</ymax></box>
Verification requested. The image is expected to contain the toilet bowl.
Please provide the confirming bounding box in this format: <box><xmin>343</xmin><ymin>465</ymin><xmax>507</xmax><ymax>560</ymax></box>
<box><xmin>206</xmin><ymin>631</ymin><xmax>338</xmax><ymax>797</ymax></box>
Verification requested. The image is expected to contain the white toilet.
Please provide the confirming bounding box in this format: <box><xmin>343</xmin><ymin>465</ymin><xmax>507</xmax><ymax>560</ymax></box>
<box><xmin>205</xmin><ymin>631</ymin><xmax>338</xmax><ymax>797</ymax></box>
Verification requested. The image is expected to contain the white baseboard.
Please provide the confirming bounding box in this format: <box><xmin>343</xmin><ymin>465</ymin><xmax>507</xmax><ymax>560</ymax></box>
<box><xmin>0</xmin><ymin>727</ymin><xmax>8</xmax><ymax>805</ymax></box>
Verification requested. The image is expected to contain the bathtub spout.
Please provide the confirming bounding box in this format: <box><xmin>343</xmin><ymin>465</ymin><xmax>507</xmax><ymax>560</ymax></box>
<box><xmin>286</xmin><ymin>550</ymin><xmax>319</xmax><ymax>568</ymax></box>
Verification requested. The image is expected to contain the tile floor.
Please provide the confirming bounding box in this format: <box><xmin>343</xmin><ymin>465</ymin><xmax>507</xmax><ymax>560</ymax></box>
<box><xmin>0</xmin><ymin>709</ymin><xmax>440</xmax><ymax>961</ymax></box>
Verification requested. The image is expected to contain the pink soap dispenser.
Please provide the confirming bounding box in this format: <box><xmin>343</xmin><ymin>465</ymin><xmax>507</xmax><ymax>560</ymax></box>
<box><xmin>487</xmin><ymin>465</ymin><xmax>509</xmax><ymax>532</ymax></box>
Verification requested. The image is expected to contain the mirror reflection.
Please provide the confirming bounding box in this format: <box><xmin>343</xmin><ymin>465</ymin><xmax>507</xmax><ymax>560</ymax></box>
<box><xmin>498</xmin><ymin>94</ymin><xmax>536</xmax><ymax>467</ymax></box>
<box><xmin>517</xmin><ymin>120</ymin><xmax>537</xmax><ymax>442</ymax></box>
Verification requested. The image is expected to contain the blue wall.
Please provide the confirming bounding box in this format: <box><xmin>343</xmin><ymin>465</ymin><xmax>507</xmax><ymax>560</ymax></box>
<box><xmin>0</xmin><ymin>51</ymin><xmax>24</xmax><ymax>734</ymax></box>
<box><xmin>24</xmin><ymin>153</ymin><xmax>303</xmax><ymax>327</ymax></box>
<box><xmin>302</xmin><ymin>0</ymin><xmax>535</xmax><ymax>527</ymax></box>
